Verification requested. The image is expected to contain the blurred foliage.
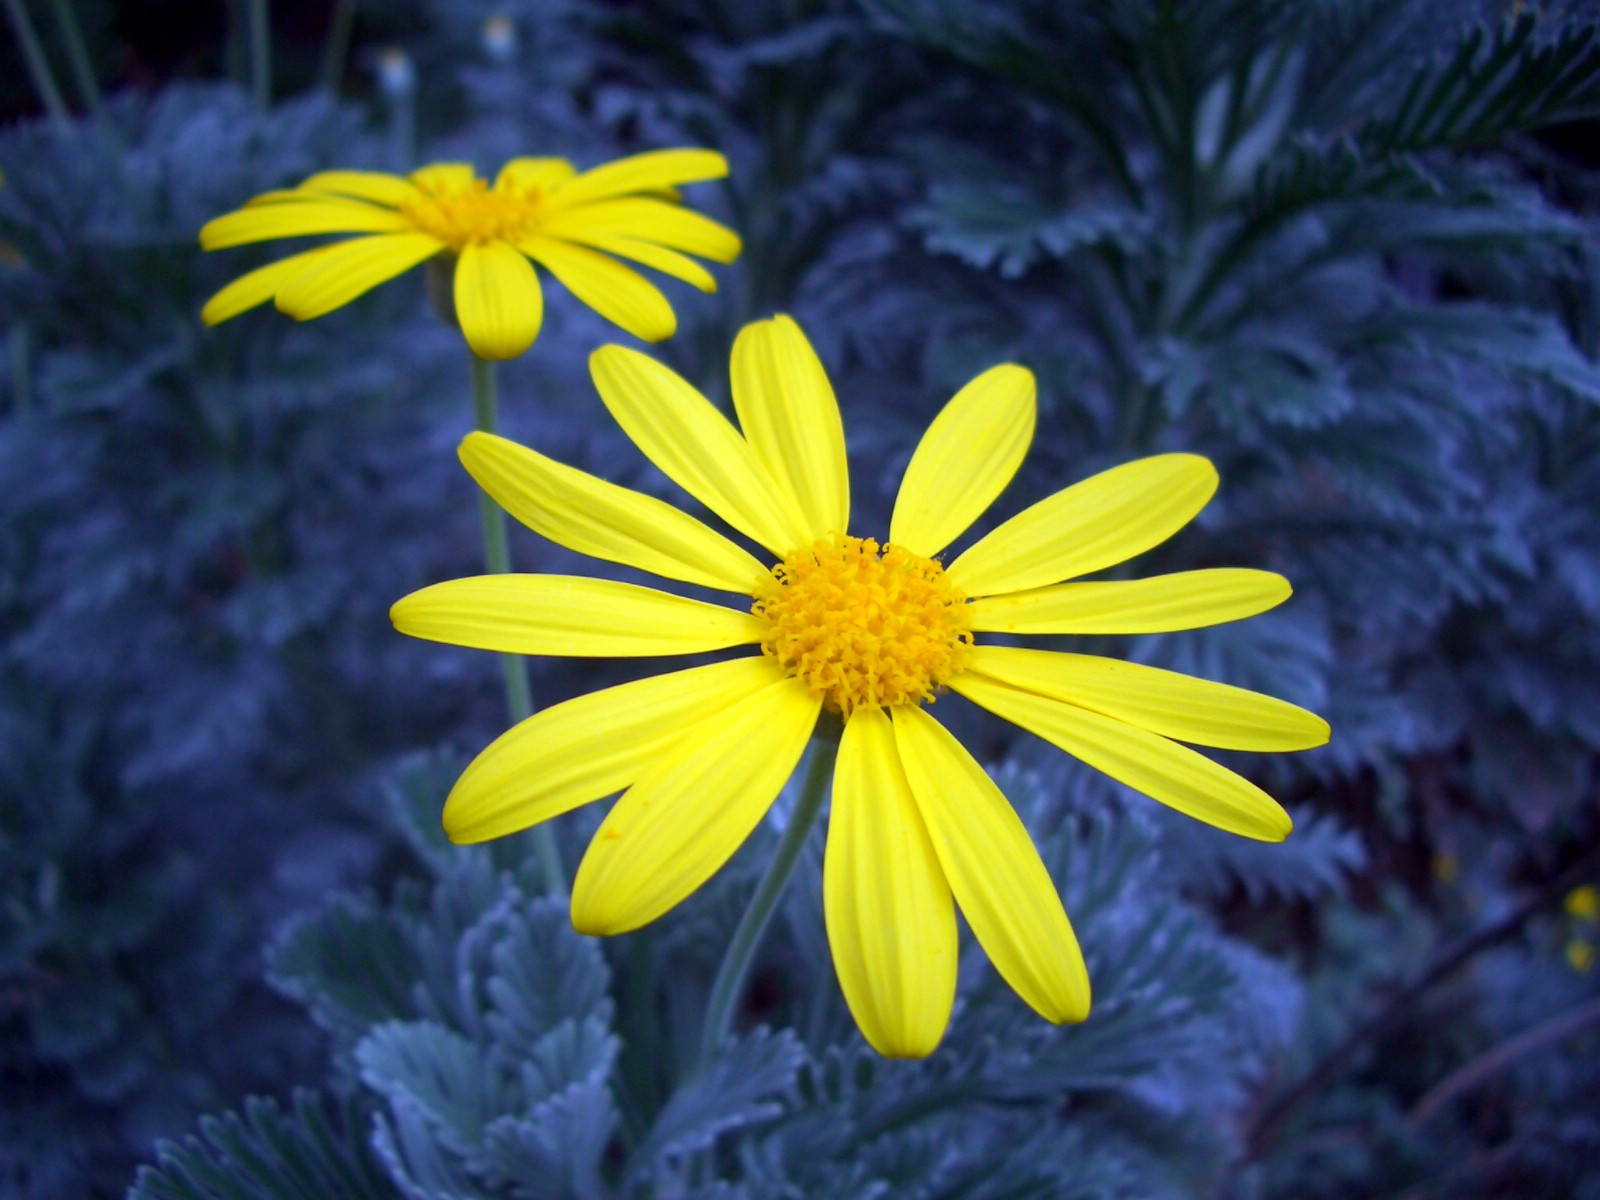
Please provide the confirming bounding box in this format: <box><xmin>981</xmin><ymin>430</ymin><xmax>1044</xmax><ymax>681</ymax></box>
<box><xmin>1</xmin><ymin>0</ymin><xmax>1598</xmax><ymax>1197</ymax></box>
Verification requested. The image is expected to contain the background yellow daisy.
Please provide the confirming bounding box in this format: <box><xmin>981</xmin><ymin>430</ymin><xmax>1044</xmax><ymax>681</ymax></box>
<box><xmin>198</xmin><ymin>148</ymin><xmax>740</xmax><ymax>359</ymax></box>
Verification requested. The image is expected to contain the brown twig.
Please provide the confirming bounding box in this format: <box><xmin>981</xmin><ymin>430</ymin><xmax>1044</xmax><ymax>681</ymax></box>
<box><xmin>1245</xmin><ymin>836</ymin><xmax>1600</xmax><ymax>1158</ymax></box>
<box><xmin>1408</xmin><ymin>994</ymin><xmax>1600</xmax><ymax>1128</ymax></box>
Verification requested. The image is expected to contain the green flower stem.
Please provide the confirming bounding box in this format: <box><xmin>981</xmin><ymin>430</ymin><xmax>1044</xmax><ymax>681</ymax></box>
<box><xmin>248</xmin><ymin>0</ymin><xmax>271</xmax><ymax>109</ymax></box>
<box><xmin>3</xmin><ymin>0</ymin><xmax>71</xmax><ymax>131</ymax></box>
<box><xmin>318</xmin><ymin>0</ymin><xmax>357</xmax><ymax>94</ymax></box>
<box><xmin>701</xmin><ymin>729</ymin><xmax>838</xmax><ymax>1062</ymax></box>
<box><xmin>468</xmin><ymin>353</ymin><xmax>567</xmax><ymax>896</ymax></box>
<box><xmin>46</xmin><ymin>0</ymin><xmax>99</xmax><ymax>113</ymax></box>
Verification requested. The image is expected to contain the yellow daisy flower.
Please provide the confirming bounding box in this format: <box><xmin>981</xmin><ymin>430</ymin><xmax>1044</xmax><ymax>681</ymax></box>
<box><xmin>390</xmin><ymin>315</ymin><xmax>1330</xmax><ymax>1057</ymax></box>
<box><xmin>198</xmin><ymin>149</ymin><xmax>740</xmax><ymax>359</ymax></box>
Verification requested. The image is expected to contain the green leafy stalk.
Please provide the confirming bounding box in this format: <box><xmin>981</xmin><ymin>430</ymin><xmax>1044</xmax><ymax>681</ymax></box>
<box><xmin>469</xmin><ymin>354</ymin><xmax>567</xmax><ymax>896</ymax></box>
<box><xmin>701</xmin><ymin>730</ymin><xmax>837</xmax><ymax>1062</ymax></box>
<box><xmin>46</xmin><ymin>0</ymin><xmax>100</xmax><ymax>113</ymax></box>
<box><xmin>3</xmin><ymin>0</ymin><xmax>71</xmax><ymax>131</ymax></box>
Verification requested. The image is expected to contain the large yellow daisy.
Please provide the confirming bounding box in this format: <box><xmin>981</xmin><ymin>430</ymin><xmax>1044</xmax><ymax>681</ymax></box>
<box><xmin>198</xmin><ymin>149</ymin><xmax>740</xmax><ymax>359</ymax></box>
<box><xmin>390</xmin><ymin>315</ymin><xmax>1330</xmax><ymax>1057</ymax></box>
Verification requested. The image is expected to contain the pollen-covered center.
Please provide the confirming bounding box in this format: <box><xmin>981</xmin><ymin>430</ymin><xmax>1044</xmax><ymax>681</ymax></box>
<box><xmin>752</xmin><ymin>534</ymin><xmax>973</xmax><ymax>716</ymax></box>
<box><xmin>402</xmin><ymin>177</ymin><xmax>543</xmax><ymax>250</ymax></box>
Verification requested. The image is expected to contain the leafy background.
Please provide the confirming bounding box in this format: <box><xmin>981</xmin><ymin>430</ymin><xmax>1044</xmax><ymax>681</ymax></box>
<box><xmin>2</xmin><ymin>0</ymin><xmax>1599</xmax><ymax>1197</ymax></box>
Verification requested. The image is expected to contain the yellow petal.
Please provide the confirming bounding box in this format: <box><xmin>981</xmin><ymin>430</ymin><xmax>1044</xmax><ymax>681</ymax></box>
<box><xmin>298</xmin><ymin>170</ymin><xmax>418</xmax><ymax>208</ymax></box>
<box><xmin>948</xmin><ymin>454</ymin><xmax>1219</xmax><ymax>597</ymax></box>
<box><xmin>458</xmin><ymin>431</ymin><xmax>768</xmax><ymax>593</ymax></box>
<box><xmin>553</xmin><ymin>229</ymin><xmax>718</xmax><ymax>292</ymax></box>
<box><xmin>589</xmin><ymin>345</ymin><xmax>813</xmax><ymax>555</ymax></box>
<box><xmin>454</xmin><ymin>241</ymin><xmax>544</xmax><ymax>360</ymax></box>
<box><xmin>968</xmin><ymin>646</ymin><xmax>1330</xmax><ymax>752</ymax></box>
<box><xmin>520</xmin><ymin>235</ymin><xmax>676</xmax><ymax>342</ymax></box>
<box><xmin>409</xmin><ymin>163</ymin><xmax>477</xmax><ymax>193</ymax></box>
<box><xmin>199</xmin><ymin>200</ymin><xmax>412</xmax><ymax>250</ymax></box>
<box><xmin>730</xmin><ymin>316</ymin><xmax>850</xmax><ymax>541</ymax></box>
<box><xmin>890</xmin><ymin>364</ymin><xmax>1035</xmax><ymax>558</ymax></box>
<box><xmin>444</xmin><ymin>657</ymin><xmax>784</xmax><ymax>843</ymax></box>
<box><xmin>390</xmin><ymin>574</ymin><xmax>765</xmax><ymax>657</ymax></box>
<box><xmin>825</xmin><ymin>708</ymin><xmax>957</xmax><ymax>1058</ymax></box>
<box><xmin>891</xmin><ymin>706</ymin><xmax>1090</xmax><ymax>1025</ymax></box>
<box><xmin>200</xmin><ymin>243</ymin><xmax>344</xmax><ymax>325</ymax></box>
<box><xmin>495</xmin><ymin>157</ymin><xmax>577</xmax><ymax>191</ymax></box>
<box><xmin>552</xmin><ymin>148</ymin><xmax>729</xmax><ymax>207</ymax></box>
<box><xmin>951</xmin><ymin>673</ymin><xmax>1293</xmax><ymax>842</ymax></box>
<box><xmin>273</xmin><ymin>232</ymin><xmax>443</xmax><ymax>320</ymax></box>
<box><xmin>570</xmin><ymin>677</ymin><xmax>821</xmax><ymax>934</ymax></box>
<box><xmin>968</xmin><ymin>569</ymin><xmax>1292</xmax><ymax>635</ymax></box>
<box><xmin>544</xmin><ymin>198</ymin><xmax>741</xmax><ymax>263</ymax></box>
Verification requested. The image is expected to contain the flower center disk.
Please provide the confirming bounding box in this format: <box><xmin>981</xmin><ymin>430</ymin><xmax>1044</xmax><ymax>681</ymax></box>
<box><xmin>403</xmin><ymin>177</ymin><xmax>543</xmax><ymax>250</ymax></box>
<box><xmin>753</xmin><ymin>534</ymin><xmax>973</xmax><ymax>716</ymax></box>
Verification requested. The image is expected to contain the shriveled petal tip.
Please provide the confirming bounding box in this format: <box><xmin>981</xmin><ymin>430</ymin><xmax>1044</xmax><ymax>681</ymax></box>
<box><xmin>731</xmin><ymin>314</ymin><xmax>850</xmax><ymax>540</ymax></box>
<box><xmin>948</xmin><ymin>453</ymin><xmax>1219</xmax><ymax>598</ymax></box>
<box><xmin>454</xmin><ymin>241</ymin><xmax>544</xmax><ymax>360</ymax></box>
<box><xmin>570</xmin><ymin>677</ymin><xmax>820</xmax><ymax>935</ymax></box>
<box><xmin>892</xmin><ymin>706</ymin><xmax>1091</xmax><ymax>1026</ymax></box>
<box><xmin>890</xmin><ymin>362</ymin><xmax>1035</xmax><ymax>558</ymax></box>
<box><xmin>826</xmin><ymin>708</ymin><xmax>958</xmax><ymax>1058</ymax></box>
<box><xmin>952</xmin><ymin>673</ymin><xmax>1294</xmax><ymax>843</ymax></box>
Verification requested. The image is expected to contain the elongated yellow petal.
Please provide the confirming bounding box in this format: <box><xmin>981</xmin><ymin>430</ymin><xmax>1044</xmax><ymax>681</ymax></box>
<box><xmin>200</xmin><ymin>243</ymin><xmax>345</xmax><ymax>325</ymax></box>
<box><xmin>454</xmin><ymin>241</ymin><xmax>544</xmax><ymax>360</ymax></box>
<box><xmin>520</xmin><ymin>235</ymin><xmax>676</xmax><ymax>342</ymax></box>
<box><xmin>730</xmin><ymin>316</ymin><xmax>850</xmax><ymax>540</ymax></box>
<box><xmin>825</xmin><ymin>708</ymin><xmax>957</xmax><ymax>1058</ymax></box>
<box><xmin>544</xmin><ymin>198</ymin><xmax>741</xmax><ymax>262</ymax></box>
<box><xmin>409</xmin><ymin>163</ymin><xmax>476</xmax><ymax>193</ymax></box>
<box><xmin>200</xmin><ymin>200</ymin><xmax>412</xmax><ymax>249</ymax></box>
<box><xmin>890</xmin><ymin>364</ymin><xmax>1035</xmax><ymax>558</ymax></box>
<box><xmin>554</xmin><ymin>229</ymin><xmax>718</xmax><ymax>292</ymax></box>
<box><xmin>969</xmin><ymin>569</ymin><xmax>1292</xmax><ymax>634</ymax></box>
<box><xmin>496</xmin><ymin>157</ymin><xmax>577</xmax><ymax>191</ymax></box>
<box><xmin>298</xmin><ymin>170</ymin><xmax>418</xmax><ymax>208</ymax></box>
<box><xmin>552</xmin><ymin>148</ymin><xmax>729</xmax><ymax>208</ymax></box>
<box><xmin>458</xmin><ymin>431</ymin><xmax>768</xmax><ymax>593</ymax></box>
<box><xmin>948</xmin><ymin>454</ymin><xmax>1219</xmax><ymax>598</ymax></box>
<box><xmin>390</xmin><ymin>574</ymin><xmax>765</xmax><ymax>657</ymax></box>
<box><xmin>571</xmin><ymin>677</ymin><xmax>821</xmax><ymax>934</ymax></box>
<box><xmin>968</xmin><ymin>646</ymin><xmax>1330</xmax><ymax>752</ymax></box>
<box><xmin>951</xmin><ymin>673</ymin><xmax>1293</xmax><ymax>841</ymax></box>
<box><xmin>589</xmin><ymin>345</ymin><xmax>813</xmax><ymax>555</ymax></box>
<box><xmin>444</xmin><ymin>657</ymin><xmax>784</xmax><ymax>843</ymax></box>
<box><xmin>891</xmin><ymin>706</ymin><xmax>1090</xmax><ymax>1025</ymax></box>
<box><xmin>273</xmin><ymin>232</ymin><xmax>443</xmax><ymax>319</ymax></box>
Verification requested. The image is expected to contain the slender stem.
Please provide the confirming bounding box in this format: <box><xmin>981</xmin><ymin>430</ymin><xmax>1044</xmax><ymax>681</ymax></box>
<box><xmin>9</xmin><ymin>321</ymin><xmax>32</xmax><ymax>413</ymax></box>
<box><xmin>468</xmin><ymin>354</ymin><xmax>566</xmax><ymax>896</ymax></box>
<box><xmin>1246</xmin><ymin>835</ymin><xmax>1600</xmax><ymax>1157</ymax></box>
<box><xmin>248</xmin><ymin>0</ymin><xmax>270</xmax><ymax>110</ymax></box>
<box><xmin>3</xmin><ymin>0</ymin><xmax>71</xmax><ymax>131</ymax></box>
<box><xmin>46</xmin><ymin>0</ymin><xmax>99</xmax><ymax>113</ymax></box>
<box><xmin>318</xmin><ymin>0</ymin><xmax>357</xmax><ymax>93</ymax></box>
<box><xmin>700</xmin><ymin>733</ymin><xmax>837</xmax><ymax>1062</ymax></box>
